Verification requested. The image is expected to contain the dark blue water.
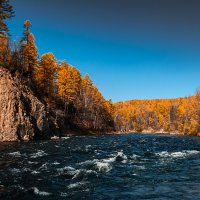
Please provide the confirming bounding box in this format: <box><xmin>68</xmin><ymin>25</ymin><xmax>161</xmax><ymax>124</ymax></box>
<box><xmin>0</xmin><ymin>133</ymin><xmax>200</xmax><ymax>200</ymax></box>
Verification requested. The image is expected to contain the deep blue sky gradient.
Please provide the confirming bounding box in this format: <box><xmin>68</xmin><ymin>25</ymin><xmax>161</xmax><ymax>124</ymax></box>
<box><xmin>8</xmin><ymin>0</ymin><xmax>200</xmax><ymax>102</ymax></box>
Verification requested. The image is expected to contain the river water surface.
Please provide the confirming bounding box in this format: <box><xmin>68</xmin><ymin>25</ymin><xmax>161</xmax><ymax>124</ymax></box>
<box><xmin>0</xmin><ymin>133</ymin><xmax>200</xmax><ymax>199</ymax></box>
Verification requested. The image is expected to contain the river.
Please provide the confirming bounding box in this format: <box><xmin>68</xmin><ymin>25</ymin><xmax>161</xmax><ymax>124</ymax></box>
<box><xmin>0</xmin><ymin>133</ymin><xmax>200</xmax><ymax>199</ymax></box>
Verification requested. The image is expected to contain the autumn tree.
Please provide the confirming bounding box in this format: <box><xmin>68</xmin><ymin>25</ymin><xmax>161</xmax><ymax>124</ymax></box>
<box><xmin>104</xmin><ymin>99</ymin><xmax>115</xmax><ymax>119</ymax></box>
<box><xmin>34</xmin><ymin>52</ymin><xmax>57</xmax><ymax>95</ymax></box>
<box><xmin>20</xmin><ymin>20</ymin><xmax>38</xmax><ymax>74</ymax></box>
<box><xmin>81</xmin><ymin>74</ymin><xmax>93</xmax><ymax>111</ymax></box>
<box><xmin>57</xmin><ymin>62</ymin><xmax>81</xmax><ymax>115</ymax></box>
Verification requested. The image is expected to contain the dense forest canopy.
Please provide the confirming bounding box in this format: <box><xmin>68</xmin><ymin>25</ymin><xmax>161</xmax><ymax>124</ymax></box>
<box><xmin>114</xmin><ymin>95</ymin><xmax>200</xmax><ymax>135</ymax></box>
<box><xmin>0</xmin><ymin>0</ymin><xmax>200</xmax><ymax>136</ymax></box>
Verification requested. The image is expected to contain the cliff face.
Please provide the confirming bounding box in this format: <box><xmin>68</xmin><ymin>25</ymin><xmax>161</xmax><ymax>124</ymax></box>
<box><xmin>0</xmin><ymin>67</ymin><xmax>53</xmax><ymax>141</ymax></box>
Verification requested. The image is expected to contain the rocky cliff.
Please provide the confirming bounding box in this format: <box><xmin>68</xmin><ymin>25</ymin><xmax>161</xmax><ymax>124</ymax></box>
<box><xmin>0</xmin><ymin>67</ymin><xmax>53</xmax><ymax>141</ymax></box>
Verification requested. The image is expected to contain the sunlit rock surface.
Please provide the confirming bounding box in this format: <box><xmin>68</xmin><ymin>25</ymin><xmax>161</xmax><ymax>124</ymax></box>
<box><xmin>0</xmin><ymin>67</ymin><xmax>52</xmax><ymax>141</ymax></box>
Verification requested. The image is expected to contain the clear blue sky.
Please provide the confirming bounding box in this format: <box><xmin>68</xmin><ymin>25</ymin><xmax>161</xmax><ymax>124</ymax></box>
<box><xmin>8</xmin><ymin>0</ymin><xmax>200</xmax><ymax>102</ymax></box>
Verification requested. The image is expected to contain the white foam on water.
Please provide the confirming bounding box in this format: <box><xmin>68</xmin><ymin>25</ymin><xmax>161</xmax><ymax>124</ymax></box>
<box><xmin>52</xmin><ymin>161</ymin><xmax>60</xmax><ymax>165</ymax></box>
<box><xmin>156</xmin><ymin>150</ymin><xmax>200</xmax><ymax>158</ymax></box>
<box><xmin>31</xmin><ymin>170</ymin><xmax>40</xmax><ymax>175</ymax></box>
<box><xmin>32</xmin><ymin>187</ymin><xmax>52</xmax><ymax>196</ymax></box>
<box><xmin>94</xmin><ymin>150</ymin><xmax>101</xmax><ymax>155</ymax></box>
<box><xmin>67</xmin><ymin>181</ymin><xmax>89</xmax><ymax>189</ymax></box>
<box><xmin>115</xmin><ymin>151</ymin><xmax>128</xmax><ymax>163</ymax></box>
<box><xmin>72</xmin><ymin>169</ymin><xmax>97</xmax><ymax>179</ymax></box>
<box><xmin>17</xmin><ymin>185</ymin><xmax>25</xmax><ymax>190</ymax></box>
<box><xmin>101</xmin><ymin>151</ymin><xmax>128</xmax><ymax>164</ymax></box>
<box><xmin>57</xmin><ymin>166</ymin><xmax>75</xmax><ymax>174</ymax></box>
<box><xmin>78</xmin><ymin>160</ymin><xmax>94</xmax><ymax>166</ymax></box>
<box><xmin>78</xmin><ymin>151</ymin><xmax>129</xmax><ymax>173</ymax></box>
<box><xmin>85</xmin><ymin>145</ymin><xmax>92</xmax><ymax>151</ymax></box>
<box><xmin>185</xmin><ymin>150</ymin><xmax>200</xmax><ymax>155</ymax></box>
<box><xmin>78</xmin><ymin>158</ymin><xmax>113</xmax><ymax>172</ymax></box>
<box><xmin>57</xmin><ymin>165</ymin><xmax>97</xmax><ymax>179</ymax></box>
<box><xmin>8</xmin><ymin>151</ymin><xmax>21</xmax><ymax>157</ymax></box>
<box><xmin>30</xmin><ymin>150</ymin><xmax>47</xmax><ymax>158</ymax></box>
<box><xmin>171</xmin><ymin>152</ymin><xmax>188</xmax><ymax>158</ymax></box>
<box><xmin>22</xmin><ymin>167</ymin><xmax>31</xmax><ymax>172</ymax></box>
<box><xmin>61</xmin><ymin>137</ymin><xmax>70</xmax><ymax>140</ymax></box>
<box><xmin>117</xmin><ymin>151</ymin><xmax>127</xmax><ymax>159</ymax></box>
<box><xmin>95</xmin><ymin>161</ymin><xmax>112</xmax><ymax>172</ymax></box>
<box><xmin>39</xmin><ymin>163</ymin><xmax>48</xmax><ymax>170</ymax></box>
<box><xmin>102</xmin><ymin>156</ymin><xmax>116</xmax><ymax>163</ymax></box>
<box><xmin>28</xmin><ymin>161</ymin><xmax>38</xmax><ymax>165</ymax></box>
<box><xmin>155</xmin><ymin>151</ymin><xmax>169</xmax><ymax>157</ymax></box>
<box><xmin>131</xmin><ymin>154</ymin><xmax>140</xmax><ymax>159</ymax></box>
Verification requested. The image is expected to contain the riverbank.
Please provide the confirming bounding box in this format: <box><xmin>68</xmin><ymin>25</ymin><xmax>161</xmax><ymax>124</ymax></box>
<box><xmin>112</xmin><ymin>129</ymin><xmax>186</xmax><ymax>136</ymax></box>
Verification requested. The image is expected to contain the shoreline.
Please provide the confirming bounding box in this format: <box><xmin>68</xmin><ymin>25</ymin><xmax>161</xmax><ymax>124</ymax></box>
<box><xmin>0</xmin><ymin>129</ymin><xmax>198</xmax><ymax>143</ymax></box>
<box><xmin>111</xmin><ymin>130</ymin><xmax>187</xmax><ymax>137</ymax></box>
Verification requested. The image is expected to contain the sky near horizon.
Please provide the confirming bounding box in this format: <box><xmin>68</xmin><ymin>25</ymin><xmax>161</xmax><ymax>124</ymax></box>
<box><xmin>8</xmin><ymin>0</ymin><xmax>200</xmax><ymax>102</ymax></box>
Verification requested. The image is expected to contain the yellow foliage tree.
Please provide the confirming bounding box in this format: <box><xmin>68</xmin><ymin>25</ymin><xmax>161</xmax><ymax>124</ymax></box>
<box><xmin>57</xmin><ymin>62</ymin><xmax>81</xmax><ymax>102</ymax></box>
<box><xmin>34</xmin><ymin>52</ymin><xmax>57</xmax><ymax>95</ymax></box>
<box><xmin>20</xmin><ymin>20</ymin><xmax>38</xmax><ymax>74</ymax></box>
<box><xmin>57</xmin><ymin>62</ymin><xmax>81</xmax><ymax>114</ymax></box>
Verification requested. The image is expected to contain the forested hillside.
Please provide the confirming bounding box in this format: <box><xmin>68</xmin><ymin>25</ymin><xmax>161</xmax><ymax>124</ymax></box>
<box><xmin>114</xmin><ymin>95</ymin><xmax>200</xmax><ymax>136</ymax></box>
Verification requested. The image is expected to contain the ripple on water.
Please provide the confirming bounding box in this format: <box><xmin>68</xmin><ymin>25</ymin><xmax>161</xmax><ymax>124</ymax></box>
<box><xmin>60</xmin><ymin>192</ymin><xmax>68</xmax><ymax>197</ymax></box>
<box><xmin>39</xmin><ymin>163</ymin><xmax>48</xmax><ymax>170</ymax></box>
<box><xmin>8</xmin><ymin>151</ymin><xmax>21</xmax><ymax>157</ymax></box>
<box><xmin>30</xmin><ymin>150</ymin><xmax>48</xmax><ymax>158</ymax></box>
<box><xmin>28</xmin><ymin>161</ymin><xmax>38</xmax><ymax>165</ymax></box>
<box><xmin>52</xmin><ymin>161</ymin><xmax>60</xmax><ymax>165</ymax></box>
<box><xmin>31</xmin><ymin>187</ymin><xmax>52</xmax><ymax>196</ymax></box>
<box><xmin>9</xmin><ymin>168</ymin><xmax>21</xmax><ymax>174</ymax></box>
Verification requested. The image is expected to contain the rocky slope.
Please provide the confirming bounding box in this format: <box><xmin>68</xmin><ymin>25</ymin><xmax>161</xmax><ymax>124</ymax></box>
<box><xmin>0</xmin><ymin>67</ymin><xmax>53</xmax><ymax>141</ymax></box>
